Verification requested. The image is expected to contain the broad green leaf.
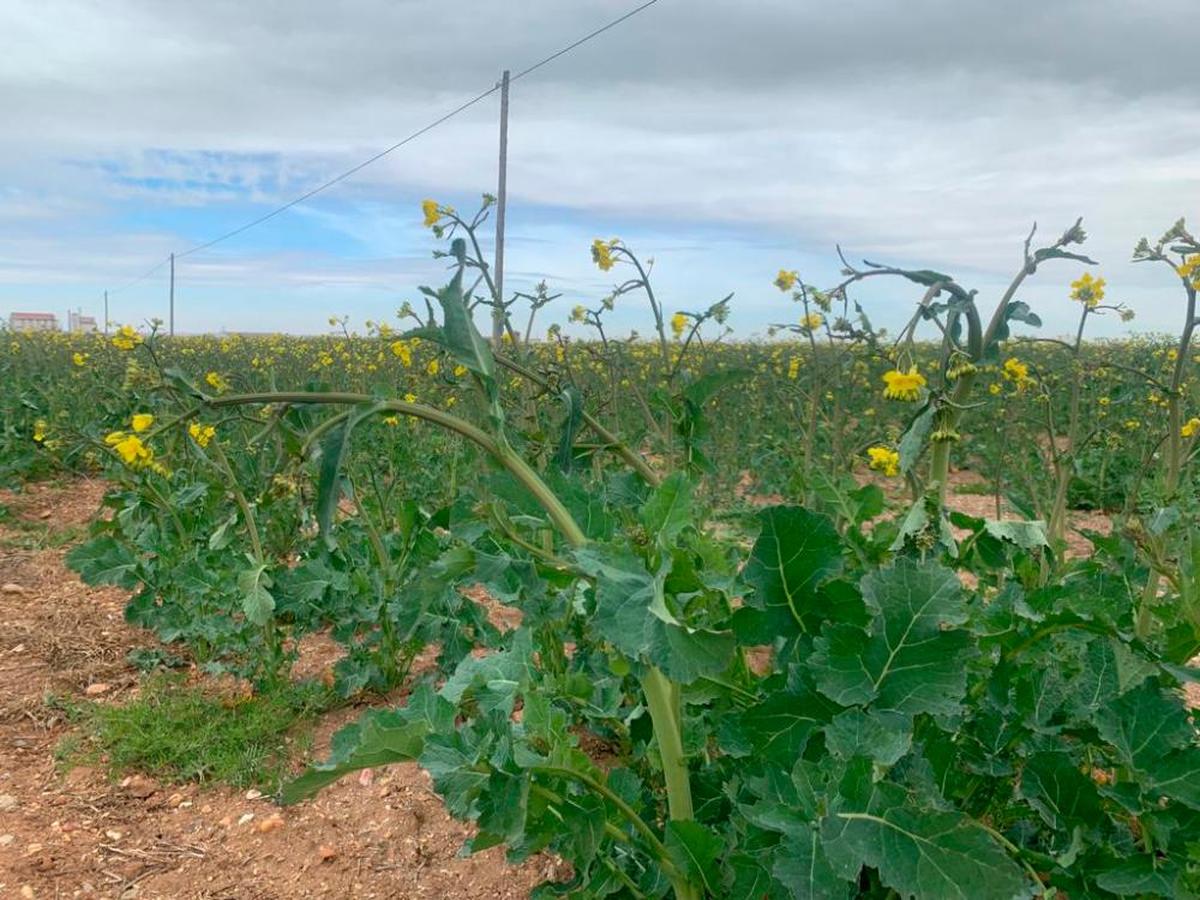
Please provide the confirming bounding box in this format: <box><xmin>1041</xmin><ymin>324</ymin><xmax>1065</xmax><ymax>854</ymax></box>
<box><xmin>824</xmin><ymin>709</ymin><xmax>912</xmax><ymax>767</ymax></box>
<box><xmin>821</xmin><ymin>759</ymin><xmax>1029</xmax><ymax>900</ymax></box>
<box><xmin>719</xmin><ymin>681</ymin><xmax>839</xmax><ymax>764</ymax></box>
<box><xmin>554</xmin><ymin>386</ymin><xmax>584</xmax><ymax>473</ymax></box>
<box><xmin>575</xmin><ymin>545</ymin><xmax>734</xmax><ymax>682</ymax></box>
<box><xmin>1017</xmin><ymin>751</ymin><xmax>1101</xmax><ymax>831</ymax></box>
<box><xmin>280</xmin><ymin>689</ymin><xmax>447</xmax><ymax>803</ymax></box>
<box><xmin>772</xmin><ymin>828</ymin><xmax>853</xmax><ymax>900</ymax></box>
<box><xmin>812</xmin><ymin>559</ymin><xmax>975</xmax><ymax>715</ymax></box>
<box><xmin>739</xmin><ymin>506</ymin><xmax>844</xmax><ymax>637</ymax></box>
<box><xmin>665</xmin><ymin>820</ymin><xmax>723</xmax><ymax>896</ymax></box>
<box><xmin>66</xmin><ymin>536</ymin><xmax>140</xmax><ymax>589</ymax></box>
<box><xmin>984</xmin><ymin>518</ymin><xmax>1047</xmax><ymax>550</ymax></box>
<box><xmin>237</xmin><ymin>564</ymin><xmax>275</xmax><ymax>626</ymax></box>
<box><xmin>640</xmin><ymin>472</ymin><xmax>694</xmax><ymax>547</ymax></box>
<box><xmin>897</xmin><ymin>404</ymin><xmax>934</xmax><ymax>475</ymax></box>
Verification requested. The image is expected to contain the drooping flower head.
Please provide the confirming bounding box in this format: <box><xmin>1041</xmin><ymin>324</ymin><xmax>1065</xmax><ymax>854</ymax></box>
<box><xmin>881</xmin><ymin>365</ymin><xmax>926</xmax><ymax>402</ymax></box>
<box><xmin>774</xmin><ymin>269</ymin><xmax>799</xmax><ymax>293</ymax></box>
<box><xmin>591</xmin><ymin>239</ymin><xmax>618</xmax><ymax>272</ymax></box>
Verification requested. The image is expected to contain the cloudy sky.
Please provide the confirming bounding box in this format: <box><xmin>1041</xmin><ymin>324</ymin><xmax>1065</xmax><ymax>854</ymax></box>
<box><xmin>1</xmin><ymin>0</ymin><xmax>1197</xmax><ymax>338</ymax></box>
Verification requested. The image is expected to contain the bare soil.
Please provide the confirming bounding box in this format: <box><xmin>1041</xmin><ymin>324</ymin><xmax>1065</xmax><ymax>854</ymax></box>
<box><xmin>0</xmin><ymin>480</ymin><xmax>558</xmax><ymax>900</ymax></box>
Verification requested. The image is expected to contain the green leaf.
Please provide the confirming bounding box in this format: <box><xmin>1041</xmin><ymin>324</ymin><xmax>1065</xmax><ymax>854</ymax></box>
<box><xmin>66</xmin><ymin>536</ymin><xmax>140</xmax><ymax>589</ymax></box>
<box><xmin>1017</xmin><ymin>751</ymin><xmax>1102</xmax><ymax>831</ymax></box>
<box><xmin>237</xmin><ymin>564</ymin><xmax>275</xmax><ymax>626</ymax></box>
<box><xmin>640</xmin><ymin>472</ymin><xmax>694</xmax><ymax>547</ymax></box>
<box><xmin>772</xmin><ymin>828</ymin><xmax>853</xmax><ymax>900</ymax></box>
<box><xmin>665</xmin><ymin>820</ymin><xmax>723</xmax><ymax>895</ymax></box>
<box><xmin>574</xmin><ymin>545</ymin><xmax>734</xmax><ymax>683</ymax></box>
<box><xmin>554</xmin><ymin>386</ymin><xmax>584</xmax><ymax>473</ymax></box>
<box><xmin>897</xmin><ymin>404</ymin><xmax>934</xmax><ymax>475</ymax></box>
<box><xmin>314</xmin><ymin>403</ymin><xmax>383</xmax><ymax>550</ymax></box>
<box><xmin>739</xmin><ymin>506</ymin><xmax>844</xmax><ymax>637</ymax></box>
<box><xmin>984</xmin><ymin>518</ymin><xmax>1048</xmax><ymax>550</ymax></box>
<box><xmin>719</xmin><ymin>681</ymin><xmax>839</xmax><ymax>764</ymax></box>
<box><xmin>280</xmin><ymin>690</ymin><xmax>446</xmax><ymax>803</ymax></box>
<box><xmin>824</xmin><ymin>709</ymin><xmax>913</xmax><ymax>767</ymax></box>
<box><xmin>811</xmin><ymin>559</ymin><xmax>975</xmax><ymax>715</ymax></box>
<box><xmin>821</xmin><ymin>759</ymin><xmax>1029</xmax><ymax>900</ymax></box>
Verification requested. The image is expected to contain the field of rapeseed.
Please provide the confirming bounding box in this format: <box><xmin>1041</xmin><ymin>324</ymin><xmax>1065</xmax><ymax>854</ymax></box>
<box><xmin>2</xmin><ymin>204</ymin><xmax>1200</xmax><ymax>898</ymax></box>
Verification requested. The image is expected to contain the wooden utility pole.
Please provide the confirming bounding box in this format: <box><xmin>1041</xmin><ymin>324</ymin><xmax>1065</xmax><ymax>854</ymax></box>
<box><xmin>169</xmin><ymin>252</ymin><xmax>175</xmax><ymax>336</ymax></box>
<box><xmin>492</xmin><ymin>69</ymin><xmax>510</xmax><ymax>346</ymax></box>
<box><xmin>103</xmin><ymin>291</ymin><xmax>108</xmax><ymax>335</ymax></box>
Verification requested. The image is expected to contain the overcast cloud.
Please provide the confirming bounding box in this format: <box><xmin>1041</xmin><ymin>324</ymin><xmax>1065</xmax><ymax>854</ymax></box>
<box><xmin>1</xmin><ymin>0</ymin><xmax>1197</xmax><ymax>336</ymax></box>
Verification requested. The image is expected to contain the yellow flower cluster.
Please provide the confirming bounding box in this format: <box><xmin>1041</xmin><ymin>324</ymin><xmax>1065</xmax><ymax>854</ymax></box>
<box><xmin>867</xmin><ymin>446</ymin><xmax>900</xmax><ymax>477</ymax></box>
<box><xmin>787</xmin><ymin>357</ymin><xmax>800</xmax><ymax>380</ymax></box>
<box><xmin>1002</xmin><ymin>357</ymin><xmax>1035</xmax><ymax>391</ymax></box>
<box><xmin>1183</xmin><ymin>417</ymin><xmax>1200</xmax><ymax>438</ymax></box>
<box><xmin>591</xmin><ymin>239</ymin><xmax>618</xmax><ymax>272</ymax></box>
<box><xmin>421</xmin><ymin>199</ymin><xmax>442</xmax><ymax>228</ymax></box>
<box><xmin>111</xmin><ymin>325</ymin><xmax>143</xmax><ymax>351</ymax></box>
<box><xmin>73</xmin><ymin>352</ymin><xmax>89</xmax><ymax>367</ymax></box>
<box><xmin>881</xmin><ymin>365</ymin><xmax>926</xmax><ymax>402</ymax></box>
<box><xmin>131</xmin><ymin>413</ymin><xmax>155</xmax><ymax>433</ymax></box>
<box><xmin>800</xmin><ymin>312</ymin><xmax>824</xmax><ymax>331</ymax></box>
<box><xmin>774</xmin><ymin>269</ymin><xmax>799</xmax><ymax>292</ymax></box>
<box><xmin>205</xmin><ymin>371</ymin><xmax>229</xmax><ymax>393</ymax></box>
<box><xmin>670</xmin><ymin>312</ymin><xmax>688</xmax><ymax>339</ymax></box>
<box><xmin>1178</xmin><ymin>255</ymin><xmax>1200</xmax><ymax>290</ymax></box>
<box><xmin>1070</xmin><ymin>272</ymin><xmax>1106</xmax><ymax>308</ymax></box>
<box><xmin>189</xmin><ymin>422</ymin><xmax>216</xmax><ymax>448</ymax></box>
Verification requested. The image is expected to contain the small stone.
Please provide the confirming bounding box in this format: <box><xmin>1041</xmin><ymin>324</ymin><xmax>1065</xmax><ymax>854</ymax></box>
<box><xmin>255</xmin><ymin>813</ymin><xmax>284</xmax><ymax>833</ymax></box>
<box><xmin>1</xmin><ymin>583</ymin><xmax>26</xmax><ymax>595</ymax></box>
<box><xmin>318</xmin><ymin>844</ymin><xmax>337</xmax><ymax>862</ymax></box>
<box><xmin>218</xmin><ymin>816</ymin><xmax>233</xmax><ymax>828</ymax></box>
<box><xmin>121</xmin><ymin>775</ymin><xmax>156</xmax><ymax>799</ymax></box>
<box><xmin>25</xmin><ymin>842</ymin><xmax>43</xmax><ymax>855</ymax></box>
<box><xmin>0</xmin><ymin>833</ymin><xmax>14</xmax><ymax>846</ymax></box>
<box><xmin>84</xmin><ymin>683</ymin><xmax>111</xmax><ymax>697</ymax></box>
<box><xmin>237</xmin><ymin>812</ymin><xmax>254</xmax><ymax>826</ymax></box>
<box><xmin>0</xmin><ymin>794</ymin><xmax>18</xmax><ymax>812</ymax></box>
<box><xmin>20</xmin><ymin>885</ymin><xmax>35</xmax><ymax>899</ymax></box>
<box><xmin>105</xmin><ymin>830</ymin><xmax>123</xmax><ymax>841</ymax></box>
<box><xmin>166</xmin><ymin>792</ymin><xmax>185</xmax><ymax>808</ymax></box>
<box><xmin>244</xmin><ymin>789</ymin><xmax>263</xmax><ymax>801</ymax></box>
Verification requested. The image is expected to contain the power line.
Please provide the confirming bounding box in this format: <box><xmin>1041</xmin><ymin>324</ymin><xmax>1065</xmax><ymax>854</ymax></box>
<box><xmin>169</xmin><ymin>0</ymin><xmax>662</xmax><ymax>263</ymax></box>
<box><xmin>109</xmin><ymin>255</ymin><xmax>170</xmax><ymax>296</ymax></box>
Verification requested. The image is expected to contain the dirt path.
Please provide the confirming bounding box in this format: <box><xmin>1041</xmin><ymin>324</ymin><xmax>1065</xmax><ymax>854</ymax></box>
<box><xmin>0</xmin><ymin>480</ymin><xmax>556</xmax><ymax>899</ymax></box>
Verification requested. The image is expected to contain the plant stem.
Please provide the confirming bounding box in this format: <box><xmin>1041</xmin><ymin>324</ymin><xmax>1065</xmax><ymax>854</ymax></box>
<box><xmin>640</xmin><ymin>666</ymin><xmax>693</xmax><ymax>823</ymax></box>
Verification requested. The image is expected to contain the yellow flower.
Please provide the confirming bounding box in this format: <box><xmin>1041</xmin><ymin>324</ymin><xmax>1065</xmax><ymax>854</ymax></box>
<box><xmin>570</xmin><ymin>305</ymin><xmax>587</xmax><ymax>323</ymax></box>
<box><xmin>188</xmin><ymin>423</ymin><xmax>216</xmax><ymax>448</ymax></box>
<box><xmin>130</xmin><ymin>413</ymin><xmax>155</xmax><ymax>433</ymax></box>
<box><xmin>421</xmin><ymin>199</ymin><xmax>442</xmax><ymax>228</ymax></box>
<box><xmin>866</xmin><ymin>446</ymin><xmax>900</xmax><ymax>477</ymax></box>
<box><xmin>670</xmin><ymin>312</ymin><xmax>688</xmax><ymax>339</ymax></box>
<box><xmin>1183</xmin><ymin>417</ymin><xmax>1200</xmax><ymax>438</ymax></box>
<box><xmin>111</xmin><ymin>324</ymin><xmax>142</xmax><ymax>351</ymax></box>
<box><xmin>881</xmin><ymin>365</ymin><xmax>926</xmax><ymax>402</ymax></box>
<box><xmin>72</xmin><ymin>352</ymin><xmax>89</xmax><ymax>367</ymax></box>
<box><xmin>591</xmin><ymin>239</ymin><xmax>617</xmax><ymax>272</ymax></box>
<box><xmin>1178</xmin><ymin>255</ymin><xmax>1200</xmax><ymax>289</ymax></box>
<box><xmin>32</xmin><ymin>419</ymin><xmax>48</xmax><ymax>443</ymax></box>
<box><xmin>453</xmin><ymin>364</ymin><xmax>467</xmax><ymax>377</ymax></box>
<box><xmin>1070</xmin><ymin>272</ymin><xmax>1106</xmax><ymax>308</ymax></box>
<box><xmin>426</xmin><ymin>358</ymin><xmax>440</xmax><ymax>376</ymax></box>
<box><xmin>389</xmin><ymin>340</ymin><xmax>413</xmax><ymax>367</ymax></box>
<box><xmin>205</xmin><ymin>371</ymin><xmax>229</xmax><ymax>393</ymax></box>
<box><xmin>787</xmin><ymin>357</ymin><xmax>800</xmax><ymax>380</ymax></box>
<box><xmin>404</xmin><ymin>392</ymin><xmax>417</xmax><ymax>404</ymax></box>
<box><xmin>105</xmin><ymin>431</ymin><xmax>153</xmax><ymax>468</ymax></box>
<box><xmin>382</xmin><ymin>415</ymin><xmax>400</xmax><ymax>427</ymax></box>
<box><xmin>801</xmin><ymin>312</ymin><xmax>824</xmax><ymax>331</ymax></box>
<box><xmin>774</xmin><ymin>269</ymin><xmax>799</xmax><ymax>292</ymax></box>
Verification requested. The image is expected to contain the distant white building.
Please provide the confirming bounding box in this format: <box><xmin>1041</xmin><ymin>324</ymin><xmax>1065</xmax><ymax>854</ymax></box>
<box><xmin>68</xmin><ymin>311</ymin><xmax>98</xmax><ymax>333</ymax></box>
<box><xmin>9</xmin><ymin>312</ymin><xmax>59</xmax><ymax>332</ymax></box>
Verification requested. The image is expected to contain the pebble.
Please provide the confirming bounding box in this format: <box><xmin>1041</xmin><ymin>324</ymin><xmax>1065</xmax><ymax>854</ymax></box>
<box><xmin>105</xmin><ymin>830</ymin><xmax>123</xmax><ymax>841</ymax></box>
<box><xmin>0</xmin><ymin>833</ymin><xmax>14</xmax><ymax>846</ymax></box>
<box><xmin>256</xmin><ymin>813</ymin><xmax>284</xmax><ymax>833</ymax></box>
<box><xmin>120</xmin><ymin>775</ymin><xmax>157</xmax><ymax>799</ymax></box>
<box><xmin>1</xmin><ymin>583</ymin><xmax>26</xmax><ymax>595</ymax></box>
<box><xmin>84</xmin><ymin>683</ymin><xmax>111</xmax><ymax>697</ymax></box>
<box><xmin>20</xmin><ymin>885</ymin><xmax>34</xmax><ymax>899</ymax></box>
<box><xmin>318</xmin><ymin>844</ymin><xmax>338</xmax><ymax>862</ymax></box>
<box><xmin>0</xmin><ymin>794</ymin><xmax>18</xmax><ymax>812</ymax></box>
<box><xmin>244</xmin><ymin>789</ymin><xmax>263</xmax><ymax>801</ymax></box>
<box><xmin>237</xmin><ymin>812</ymin><xmax>254</xmax><ymax>826</ymax></box>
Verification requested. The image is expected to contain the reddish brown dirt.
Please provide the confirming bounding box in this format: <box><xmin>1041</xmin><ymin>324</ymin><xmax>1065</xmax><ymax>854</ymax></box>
<box><xmin>0</xmin><ymin>481</ymin><xmax>557</xmax><ymax>900</ymax></box>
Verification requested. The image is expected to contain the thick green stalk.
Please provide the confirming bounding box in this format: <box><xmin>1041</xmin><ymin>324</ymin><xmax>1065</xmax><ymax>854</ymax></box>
<box><xmin>640</xmin><ymin>666</ymin><xmax>693</xmax><ymax>822</ymax></box>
